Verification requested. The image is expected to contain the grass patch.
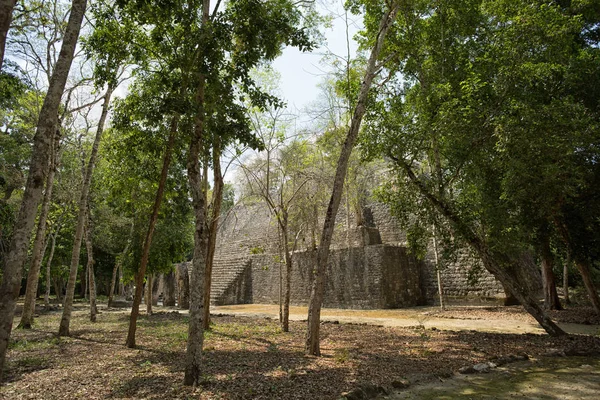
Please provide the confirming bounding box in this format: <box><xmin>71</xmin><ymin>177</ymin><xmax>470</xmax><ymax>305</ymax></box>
<box><xmin>9</xmin><ymin>336</ymin><xmax>61</xmax><ymax>351</ymax></box>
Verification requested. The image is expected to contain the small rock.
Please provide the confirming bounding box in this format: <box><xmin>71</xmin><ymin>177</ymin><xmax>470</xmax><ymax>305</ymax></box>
<box><xmin>391</xmin><ymin>379</ymin><xmax>410</xmax><ymax>389</ymax></box>
<box><xmin>458</xmin><ymin>366</ymin><xmax>476</xmax><ymax>374</ymax></box>
<box><xmin>472</xmin><ymin>363</ymin><xmax>491</xmax><ymax>373</ymax></box>
<box><xmin>544</xmin><ymin>349</ymin><xmax>566</xmax><ymax>357</ymax></box>
<box><xmin>430</xmin><ymin>327</ymin><xmax>437</xmax><ymax>331</ymax></box>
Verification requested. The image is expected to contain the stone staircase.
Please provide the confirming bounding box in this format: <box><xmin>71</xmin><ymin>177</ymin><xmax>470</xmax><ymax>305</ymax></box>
<box><xmin>210</xmin><ymin>254</ymin><xmax>251</xmax><ymax>305</ymax></box>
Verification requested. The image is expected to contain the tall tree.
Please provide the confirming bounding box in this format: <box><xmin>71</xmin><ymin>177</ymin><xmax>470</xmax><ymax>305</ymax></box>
<box><xmin>59</xmin><ymin>83</ymin><xmax>112</xmax><ymax>336</ymax></box>
<box><xmin>126</xmin><ymin>114</ymin><xmax>179</xmax><ymax>347</ymax></box>
<box><xmin>241</xmin><ymin>137</ymin><xmax>313</xmax><ymax>332</ymax></box>
<box><xmin>305</xmin><ymin>0</ymin><xmax>399</xmax><ymax>356</ymax></box>
<box><xmin>0</xmin><ymin>0</ymin><xmax>87</xmax><ymax>379</ymax></box>
<box><xmin>18</xmin><ymin>127</ymin><xmax>59</xmax><ymax>328</ymax></box>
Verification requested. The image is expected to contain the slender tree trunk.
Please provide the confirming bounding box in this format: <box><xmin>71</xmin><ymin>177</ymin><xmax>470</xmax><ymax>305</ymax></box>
<box><xmin>540</xmin><ymin>231</ymin><xmax>562</xmax><ymax>310</ymax></box>
<box><xmin>177</xmin><ymin>263</ymin><xmax>190</xmax><ymax>309</ymax></box>
<box><xmin>118</xmin><ymin>264</ymin><xmax>125</xmax><ymax>296</ymax></box>
<box><xmin>108</xmin><ymin>264</ymin><xmax>119</xmax><ymax>307</ymax></box>
<box><xmin>574</xmin><ymin>259</ymin><xmax>600</xmax><ymax>314</ymax></box>
<box><xmin>53</xmin><ymin>277</ymin><xmax>63</xmax><ymax>305</ymax></box>
<box><xmin>0</xmin><ymin>0</ymin><xmax>16</xmax><ymax>70</ymax></box>
<box><xmin>281</xmin><ymin>214</ymin><xmax>292</xmax><ymax>332</ymax></box>
<box><xmin>145</xmin><ymin>274</ymin><xmax>153</xmax><ymax>315</ymax></box>
<box><xmin>108</xmin><ymin>221</ymin><xmax>134</xmax><ymax>307</ymax></box>
<box><xmin>59</xmin><ymin>83</ymin><xmax>112</xmax><ymax>336</ymax></box>
<box><xmin>278</xmin><ymin>224</ymin><xmax>283</xmax><ymax>323</ymax></box>
<box><xmin>202</xmin><ymin>139</ymin><xmax>223</xmax><ymax>330</ymax></box>
<box><xmin>19</xmin><ymin>132</ymin><xmax>59</xmax><ymax>328</ymax></box>
<box><xmin>184</xmin><ymin>2</ymin><xmax>210</xmax><ymax>381</ymax></box>
<box><xmin>563</xmin><ymin>251</ymin><xmax>570</xmax><ymax>305</ymax></box>
<box><xmin>0</xmin><ymin>0</ymin><xmax>88</xmax><ymax>380</ymax></box>
<box><xmin>305</xmin><ymin>3</ymin><xmax>399</xmax><ymax>356</ymax></box>
<box><xmin>432</xmin><ymin>225</ymin><xmax>445</xmax><ymax>310</ymax></box>
<box><xmin>84</xmin><ymin>210</ymin><xmax>97</xmax><ymax>322</ymax></box>
<box><xmin>84</xmin><ymin>264</ymin><xmax>89</xmax><ymax>300</ymax></box>
<box><xmin>398</xmin><ymin>158</ymin><xmax>565</xmax><ymax>336</ymax></box>
<box><xmin>44</xmin><ymin>228</ymin><xmax>59</xmax><ymax>308</ymax></box>
<box><xmin>126</xmin><ymin>115</ymin><xmax>178</xmax><ymax>348</ymax></box>
<box><xmin>184</xmin><ymin>101</ymin><xmax>209</xmax><ymax>386</ymax></box>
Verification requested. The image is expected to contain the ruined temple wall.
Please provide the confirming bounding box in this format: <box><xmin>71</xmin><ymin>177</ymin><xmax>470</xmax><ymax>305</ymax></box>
<box><xmin>420</xmin><ymin>250</ymin><xmax>505</xmax><ymax>302</ymax></box>
<box><xmin>213</xmin><ymin>201</ymin><xmax>507</xmax><ymax>305</ymax></box>
<box><xmin>246</xmin><ymin>245</ymin><xmax>424</xmax><ymax>309</ymax></box>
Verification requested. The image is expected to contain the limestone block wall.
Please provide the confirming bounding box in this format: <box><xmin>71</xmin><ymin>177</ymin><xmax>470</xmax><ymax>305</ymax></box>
<box><xmin>420</xmin><ymin>249</ymin><xmax>505</xmax><ymax>301</ymax></box>
<box><xmin>239</xmin><ymin>245</ymin><xmax>424</xmax><ymax>309</ymax></box>
<box><xmin>209</xmin><ymin>200</ymin><xmax>510</xmax><ymax>307</ymax></box>
<box><xmin>362</xmin><ymin>202</ymin><xmax>506</xmax><ymax>302</ymax></box>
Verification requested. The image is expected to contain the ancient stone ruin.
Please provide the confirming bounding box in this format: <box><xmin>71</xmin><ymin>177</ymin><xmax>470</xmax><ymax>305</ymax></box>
<box><xmin>184</xmin><ymin>201</ymin><xmax>508</xmax><ymax>309</ymax></box>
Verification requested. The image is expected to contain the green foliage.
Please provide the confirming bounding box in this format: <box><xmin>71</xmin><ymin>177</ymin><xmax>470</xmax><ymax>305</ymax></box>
<box><xmin>362</xmin><ymin>0</ymin><xmax>600</xmax><ymax>268</ymax></box>
<box><xmin>250</xmin><ymin>246</ymin><xmax>265</xmax><ymax>254</ymax></box>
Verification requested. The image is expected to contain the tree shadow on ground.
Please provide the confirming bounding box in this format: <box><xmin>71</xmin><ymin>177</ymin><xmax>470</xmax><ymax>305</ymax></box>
<box><xmin>109</xmin><ymin>348</ymin><xmax>352</xmax><ymax>400</ymax></box>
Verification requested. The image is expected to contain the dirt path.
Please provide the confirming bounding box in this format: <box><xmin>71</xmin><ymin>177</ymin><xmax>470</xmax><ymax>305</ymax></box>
<box><xmin>213</xmin><ymin>304</ymin><xmax>600</xmax><ymax>336</ymax></box>
<box><xmin>383</xmin><ymin>356</ymin><xmax>600</xmax><ymax>400</ymax></box>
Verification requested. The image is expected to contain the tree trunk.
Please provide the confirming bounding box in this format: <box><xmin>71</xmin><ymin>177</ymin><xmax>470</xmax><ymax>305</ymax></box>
<box><xmin>44</xmin><ymin>228</ymin><xmax>59</xmax><ymax>308</ymax></box>
<box><xmin>203</xmin><ymin>139</ymin><xmax>223</xmax><ymax>330</ymax></box>
<box><xmin>152</xmin><ymin>274</ymin><xmax>160</xmax><ymax>305</ymax></box>
<box><xmin>184</xmin><ymin>119</ymin><xmax>208</xmax><ymax>385</ymax></box>
<box><xmin>574</xmin><ymin>259</ymin><xmax>600</xmax><ymax>314</ymax></box>
<box><xmin>19</xmin><ymin>132</ymin><xmax>59</xmax><ymax>328</ymax></box>
<box><xmin>59</xmin><ymin>83</ymin><xmax>112</xmax><ymax>337</ymax></box>
<box><xmin>563</xmin><ymin>251</ymin><xmax>570</xmax><ymax>305</ymax></box>
<box><xmin>145</xmin><ymin>274</ymin><xmax>153</xmax><ymax>315</ymax></box>
<box><xmin>399</xmin><ymin>158</ymin><xmax>565</xmax><ymax>336</ymax></box>
<box><xmin>540</xmin><ymin>232</ymin><xmax>562</xmax><ymax>310</ymax></box>
<box><xmin>184</xmin><ymin>102</ymin><xmax>209</xmax><ymax>386</ymax></box>
<box><xmin>118</xmin><ymin>263</ymin><xmax>125</xmax><ymax>296</ymax></box>
<box><xmin>108</xmin><ymin>264</ymin><xmax>119</xmax><ymax>308</ymax></box>
<box><xmin>278</xmin><ymin>224</ymin><xmax>283</xmax><ymax>324</ymax></box>
<box><xmin>305</xmin><ymin>3</ymin><xmax>399</xmax><ymax>356</ymax></box>
<box><xmin>432</xmin><ymin>226</ymin><xmax>445</xmax><ymax>311</ymax></box>
<box><xmin>84</xmin><ymin>263</ymin><xmax>89</xmax><ymax>300</ymax></box>
<box><xmin>125</xmin><ymin>115</ymin><xmax>178</xmax><ymax>348</ymax></box>
<box><xmin>0</xmin><ymin>0</ymin><xmax>88</xmax><ymax>380</ymax></box>
<box><xmin>184</xmin><ymin>1</ymin><xmax>210</xmax><ymax>380</ymax></box>
<box><xmin>281</xmin><ymin>215</ymin><xmax>292</xmax><ymax>332</ymax></box>
<box><xmin>84</xmin><ymin>211</ymin><xmax>97</xmax><ymax>322</ymax></box>
<box><xmin>108</xmin><ymin>221</ymin><xmax>134</xmax><ymax>307</ymax></box>
<box><xmin>176</xmin><ymin>263</ymin><xmax>190</xmax><ymax>309</ymax></box>
<box><xmin>0</xmin><ymin>0</ymin><xmax>16</xmax><ymax>70</ymax></box>
<box><xmin>52</xmin><ymin>277</ymin><xmax>63</xmax><ymax>305</ymax></box>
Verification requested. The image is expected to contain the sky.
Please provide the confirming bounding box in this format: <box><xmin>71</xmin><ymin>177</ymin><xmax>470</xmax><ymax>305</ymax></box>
<box><xmin>272</xmin><ymin>0</ymin><xmax>362</xmax><ymax>114</ymax></box>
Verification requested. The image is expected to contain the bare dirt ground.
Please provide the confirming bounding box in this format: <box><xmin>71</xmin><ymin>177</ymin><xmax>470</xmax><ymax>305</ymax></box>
<box><xmin>1</xmin><ymin>303</ymin><xmax>599</xmax><ymax>400</ymax></box>
<box><xmin>213</xmin><ymin>304</ymin><xmax>600</xmax><ymax>335</ymax></box>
